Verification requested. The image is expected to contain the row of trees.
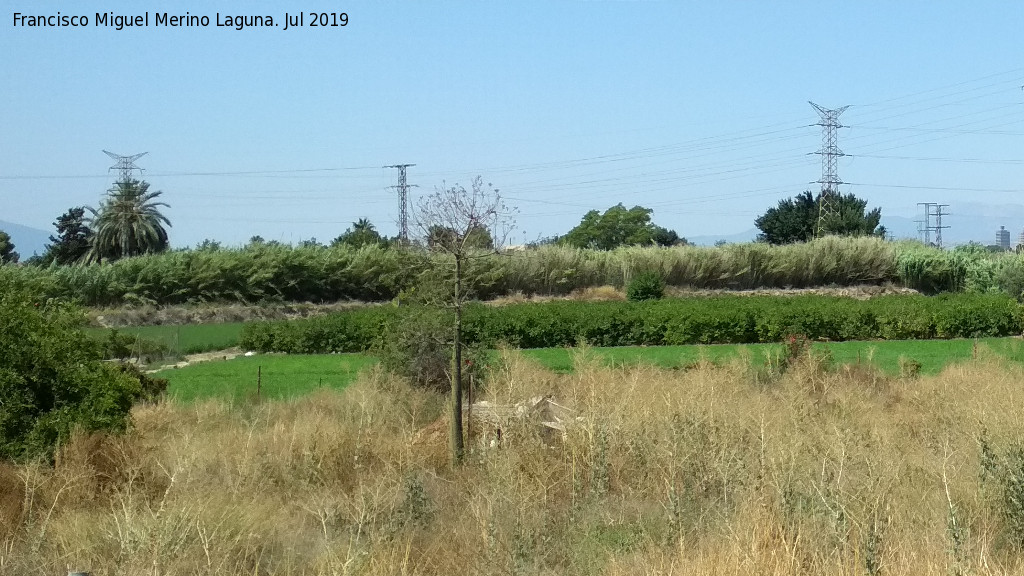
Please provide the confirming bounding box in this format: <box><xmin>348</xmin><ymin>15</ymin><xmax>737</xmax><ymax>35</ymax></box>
<box><xmin>243</xmin><ymin>191</ymin><xmax>882</xmax><ymax>253</ymax></box>
<box><xmin>1</xmin><ymin>180</ymin><xmax>173</xmax><ymax>267</ymax></box>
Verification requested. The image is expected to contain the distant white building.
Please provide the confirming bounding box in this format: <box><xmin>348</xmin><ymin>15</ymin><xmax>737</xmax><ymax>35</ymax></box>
<box><xmin>997</xmin><ymin>226</ymin><xmax>1011</xmax><ymax>250</ymax></box>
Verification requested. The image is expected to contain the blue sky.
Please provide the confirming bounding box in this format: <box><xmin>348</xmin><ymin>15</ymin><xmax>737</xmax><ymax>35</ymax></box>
<box><xmin>2</xmin><ymin>1</ymin><xmax>1023</xmax><ymax>248</ymax></box>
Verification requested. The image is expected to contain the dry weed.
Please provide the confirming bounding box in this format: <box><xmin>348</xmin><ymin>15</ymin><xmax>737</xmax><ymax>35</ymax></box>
<box><xmin>4</xmin><ymin>352</ymin><xmax>1024</xmax><ymax>574</ymax></box>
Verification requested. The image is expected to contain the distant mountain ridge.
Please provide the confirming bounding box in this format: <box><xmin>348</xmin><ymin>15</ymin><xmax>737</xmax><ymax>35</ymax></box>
<box><xmin>0</xmin><ymin>220</ymin><xmax>50</xmax><ymax>258</ymax></box>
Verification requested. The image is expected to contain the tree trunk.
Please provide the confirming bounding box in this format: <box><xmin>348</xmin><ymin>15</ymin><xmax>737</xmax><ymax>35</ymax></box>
<box><xmin>451</xmin><ymin>254</ymin><xmax>465</xmax><ymax>465</ymax></box>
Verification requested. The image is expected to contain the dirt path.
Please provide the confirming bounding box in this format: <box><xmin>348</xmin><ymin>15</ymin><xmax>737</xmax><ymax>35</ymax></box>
<box><xmin>148</xmin><ymin>347</ymin><xmax>247</xmax><ymax>373</ymax></box>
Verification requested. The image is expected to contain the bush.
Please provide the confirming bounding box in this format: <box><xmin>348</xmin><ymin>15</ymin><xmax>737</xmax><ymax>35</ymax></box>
<box><xmin>371</xmin><ymin>306</ymin><xmax>485</xmax><ymax>391</ymax></box>
<box><xmin>0</xmin><ymin>279</ymin><xmax>149</xmax><ymax>461</ymax></box>
<box><xmin>626</xmin><ymin>272</ymin><xmax>665</xmax><ymax>301</ymax></box>
<box><xmin>99</xmin><ymin>328</ymin><xmax>169</xmax><ymax>362</ymax></box>
<box><xmin>997</xmin><ymin>257</ymin><xmax>1024</xmax><ymax>300</ymax></box>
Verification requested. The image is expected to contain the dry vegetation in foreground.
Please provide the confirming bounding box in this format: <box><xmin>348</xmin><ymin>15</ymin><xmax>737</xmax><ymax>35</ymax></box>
<box><xmin>6</xmin><ymin>350</ymin><xmax>1024</xmax><ymax>575</ymax></box>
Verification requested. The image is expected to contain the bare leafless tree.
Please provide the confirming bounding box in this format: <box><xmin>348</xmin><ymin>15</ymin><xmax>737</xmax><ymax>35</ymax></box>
<box><xmin>414</xmin><ymin>176</ymin><xmax>515</xmax><ymax>464</ymax></box>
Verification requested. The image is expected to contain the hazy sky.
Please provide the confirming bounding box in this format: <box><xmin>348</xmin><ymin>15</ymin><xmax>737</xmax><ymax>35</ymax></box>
<box><xmin>2</xmin><ymin>1</ymin><xmax>1022</xmax><ymax>247</ymax></box>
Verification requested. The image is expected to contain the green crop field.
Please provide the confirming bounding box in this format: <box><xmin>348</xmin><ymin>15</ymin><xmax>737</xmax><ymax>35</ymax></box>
<box><xmin>161</xmin><ymin>354</ymin><xmax>377</xmax><ymax>402</ymax></box>
<box><xmin>87</xmin><ymin>322</ymin><xmax>246</xmax><ymax>355</ymax></box>
<box><xmin>522</xmin><ymin>337</ymin><xmax>1024</xmax><ymax>375</ymax></box>
<box><xmin>158</xmin><ymin>337</ymin><xmax>1024</xmax><ymax>401</ymax></box>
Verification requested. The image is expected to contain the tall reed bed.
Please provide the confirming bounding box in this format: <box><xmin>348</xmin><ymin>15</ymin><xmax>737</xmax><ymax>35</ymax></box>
<box><xmin>7</xmin><ymin>237</ymin><xmax>1024</xmax><ymax>306</ymax></box>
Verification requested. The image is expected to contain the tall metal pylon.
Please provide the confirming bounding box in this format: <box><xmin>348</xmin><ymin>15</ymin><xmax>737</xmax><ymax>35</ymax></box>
<box><xmin>934</xmin><ymin>204</ymin><xmax>949</xmax><ymax>248</ymax></box>
<box><xmin>916</xmin><ymin>202</ymin><xmax>950</xmax><ymax>248</ymax></box>
<box><xmin>102</xmin><ymin>150</ymin><xmax>148</xmax><ymax>183</ymax></box>
<box><xmin>809</xmin><ymin>102</ymin><xmax>849</xmax><ymax>237</ymax></box>
<box><xmin>384</xmin><ymin>163</ymin><xmax>417</xmax><ymax>243</ymax></box>
<box><xmin>916</xmin><ymin>202</ymin><xmax>936</xmax><ymax>245</ymax></box>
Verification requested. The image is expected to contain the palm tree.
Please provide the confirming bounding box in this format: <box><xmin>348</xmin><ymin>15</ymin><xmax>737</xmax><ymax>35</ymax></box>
<box><xmin>352</xmin><ymin>218</ymin><xmax>374</xmax><ymax>234</ymax></box>
<box><xmin>331</xmin><ymin>218</ymin><xmax>383</xmax><ymax>248</ymax></box>
<box><xmin>86</xmin><ymin>180</ymin><xmax>171</xmax><ymax>262</ymax></box>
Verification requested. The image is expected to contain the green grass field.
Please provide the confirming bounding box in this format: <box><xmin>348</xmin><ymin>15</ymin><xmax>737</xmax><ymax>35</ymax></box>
<box><xmin>87</xmin><ymin>322</ymin><xmax>246</xmax><ymax>355</ymax></box>
<box><xmin>157</xmin><ymin>337</ymin><xmax>1024</xmax><ymax>401</ymax></box>
<box><xmin>522</xmin><ymin>337</ymin><xmax>1024</xmax><ymax>376</ymax></box>
<box><xmin>162</xmin><ymin>354</ymin><xmax>376</xmax><ymax>402</ymax></box>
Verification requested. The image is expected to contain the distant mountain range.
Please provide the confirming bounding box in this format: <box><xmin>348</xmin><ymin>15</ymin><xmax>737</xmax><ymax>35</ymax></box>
<box><xmin>0</xmin><ymin>220</ymin><xmax>50</xmax><ymax>258</ymax></box>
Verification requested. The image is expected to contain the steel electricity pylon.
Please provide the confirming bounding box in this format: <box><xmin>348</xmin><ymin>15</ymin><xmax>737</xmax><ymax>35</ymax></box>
<box><xmin>102</xmin><ymin>150</ymin><xmax>147</xmax><ymax>183</ymax></box>
<box><xmin>384</xmin><ymin>163</ymin><xmax>417</xmax><ymax>243</ymax></box>
<box><xmin>809</xmin><ymin>102</ymin><xmax>849</xmax><ymax>238</ymax></box>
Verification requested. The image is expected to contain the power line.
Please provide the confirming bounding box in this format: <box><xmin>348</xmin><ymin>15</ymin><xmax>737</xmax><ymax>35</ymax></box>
<box><xmin>0</xmin><ymin>165</ymin><xmax>381</xmax><ymax>180</ymax></box>
<box><xmin>851</xmin><ymin>153</ymin><xmax>1024</xmax><ymax>165</ymax></box>
<box><xmin>850</xmin><ymin>182</ymin><xmax>1024</xmax><ymax>194</ymax></box>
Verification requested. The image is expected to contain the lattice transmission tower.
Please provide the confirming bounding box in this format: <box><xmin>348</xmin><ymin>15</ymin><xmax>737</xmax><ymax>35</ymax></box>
<box><xmin>916</xmin><ymin>202</ymin><xmax>950</xmax><ymax>248</ymax></box>
<box><xmin>384</xmin><ymin>163</ymin><xmax>417</xmax><ymax>243</ymax></box>
<box><xmin>102</xmin><ymin>150</ymin><xmax>148</xmax><ymax>184</ymax></box>
<box><xmin>809</xmin><ymin>102</ymin><xmax>849</xmax><ymax>238</ymax></box>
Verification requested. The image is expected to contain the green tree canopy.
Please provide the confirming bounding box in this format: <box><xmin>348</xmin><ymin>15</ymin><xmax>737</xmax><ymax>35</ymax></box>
<box><xmin>86</xmin><ymin>180</ymin><xmax>171</xmax><ymax>262</ymax></box>
<box><xmin>195</xmin><ymin>239</ymin><xmax>223</xmax><ymax>252</ymax></box>
<box><xmin>426</xmin><ymin>224</ymin><xmax>494</xmax><ymax>251</ymax></box>
<box><xmin>0</xmin><ymin>279</ymin><xmax>150</xmax><ymax>460</ymax></box>
<box><xmin>332</xmin><ymin>218</ymin><xmax>384</xmax><ymax>249</ymax></box>
<box><xmin>0</xmin><ymin>230</ymin><xmax>18</xmax><ymax>265</ymax></box>
<box><xmin>561</xmin><ymin>204</ymin><xmax>684</xmax><ymax>250</ymax></box>
<box><xmin>42</xmin><ymin>206</ymin><xmax>92</xmax><ymax>265</ymax></box>
<box><xmin>755</xmin><ymin>191</ymin><xmax>885</xmax><ymax>245</ymax></box>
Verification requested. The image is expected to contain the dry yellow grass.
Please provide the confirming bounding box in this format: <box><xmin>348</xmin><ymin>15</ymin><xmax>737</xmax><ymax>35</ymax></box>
<box><xmin>4</xmin><ymin>352</ymin><xmax>1024</xmax><ymax>575</ymax></box>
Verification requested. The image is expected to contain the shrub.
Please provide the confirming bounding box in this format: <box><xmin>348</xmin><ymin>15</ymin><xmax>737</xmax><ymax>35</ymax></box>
<box><xmin>898</xmin><ymin>357</ymin><xmax>922</xmax><ymax>378</ymax></box>
<box><xmin>997</xmin><ymin>257</ymin><xmax>1024</xmax><ymax>300</ymax></box>
<box><xmin>626</xmin><ymin>272</ymin><xmax>665</xmax><ymax>301</ymax></box>
<box><xmin>0</xmin><ymin>279</ymin><xmax>147</xmax><ymax>460</ymax></box>
<box><xmin>372</xmin><ymin>306</ymin><xmax>486</xmax><ymax>391</ymax></box>
<box><xmin>986</xmin><ymin>442</ymin><xmax>1024</xmax><ymax>550</ymax></box>
<box><xmin>99</xmin><ymin>328</ymin><xmax>169</xmax><ymax>362</ymax></box>
<box><xmin>112</xmin><ymin>362</ymin><xmax>168</xmax><ymax>402</ymax></box>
